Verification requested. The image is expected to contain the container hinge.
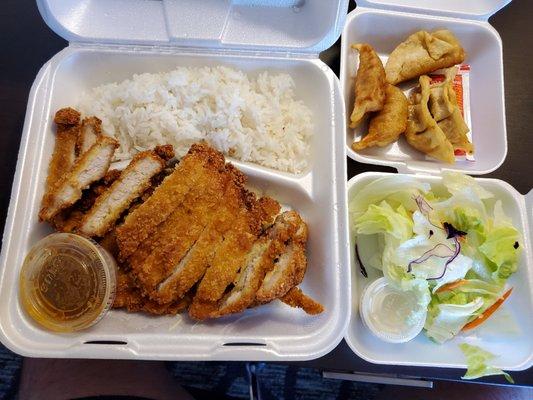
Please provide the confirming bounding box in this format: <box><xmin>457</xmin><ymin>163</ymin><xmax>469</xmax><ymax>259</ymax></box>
<box><xmin>67</xmin><ymin>42</ymin><xmax>317</xmax><ymax>60</ymax></box>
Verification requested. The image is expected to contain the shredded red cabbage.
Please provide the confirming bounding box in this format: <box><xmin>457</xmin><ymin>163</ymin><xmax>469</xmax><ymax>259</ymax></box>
<box><xmin>408</xmin><ymin>197</ymin><xmax>467</xmax><ymax>280</ymax></box>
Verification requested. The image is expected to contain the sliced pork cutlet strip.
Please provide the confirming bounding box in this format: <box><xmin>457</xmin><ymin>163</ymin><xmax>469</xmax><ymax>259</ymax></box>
<box><xmin>115</xmin><ymin>142</ymin><xmax>226</xmax><ymax>261</ymax></box>
<box><xmin>51</xmin><ymin>169</ymin><xmax>122</xmax><ymax>233</ymax></box>
<box><xmin>128</xmin><ymin>163</ymin><xmax>239</xmax><ymax>298</ymax></box>
<box><xmin>194</xmin><ymin>197</ymin><xmax>280</xmax><ymax>304</ymax></box>
<box><xmin>255</xmin><ymin>213</ymin><xmax>308</xmax><ymax>303</ymax></box>
<box><xmin>151</xmin><ymin>174</ymin><xmax>253</xmax><ymax>305</ymax></box>
<box><xmin>280</xmin><ymin>287</ymin><xmax>324</xmax><ymax>315</ymax></box>
<box><xmin>113</xmin><ymin>268</ymin><xmax>189</xmax><ymax>315</ymax></box>
<box><xmin>77</xmin><ymin>117</ymin><xmax>102</xmax><ymax>156</ymax></box>
<box><xmin>39</xmin><ymin>136</ymin><xmax>118</xmax><ymax>221</ymax></box>
<box><xmin>43</xmin><ymin>108</ymin><xmax>81</xmax><ymax>206</ymax></box>
<box><xmin>188</xmin><ymin>211</ymin><xmax>300</xmax><ymax>320</ymax></box>
<box><xmin>77</xmin><ymin>151</ymin><xmax>165</xmax><ymax>238</ymax></box>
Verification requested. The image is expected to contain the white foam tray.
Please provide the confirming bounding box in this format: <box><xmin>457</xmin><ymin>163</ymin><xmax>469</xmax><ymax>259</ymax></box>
<box><xmin>340</xmin><ymin>3</ymin><xmax>508</xmax><ymax>175</ymax></box>
<box><xmin>0</xmin><ymin>1</ymin><xmax>351</xmax><ymax>360</ymax></box>
<box><xmin>345</xmin><ymin>172</ymin><xmax>533</xmax><ymax>370</ymax></box>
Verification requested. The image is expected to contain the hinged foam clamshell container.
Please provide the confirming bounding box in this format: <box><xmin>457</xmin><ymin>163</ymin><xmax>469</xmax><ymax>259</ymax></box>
<box><xmin>341</xmin><ymin>0</ymin><xmax>533</xmax><ymax>371</ymax></box>
<box><xmin>0</xmin><ymin>0</ymin><xmax>351</xmax><ymax>361</ymax></box>
<box><xmin>341</xmin><ymin>0</ymin><xmax>511</xmax><ymax>175</ymax></box>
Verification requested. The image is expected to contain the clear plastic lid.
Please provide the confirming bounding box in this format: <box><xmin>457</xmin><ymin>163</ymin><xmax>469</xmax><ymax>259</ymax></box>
<box><xmin>19</xmin><ymin>233</ymin><xmax>117</xmax><ymax>332</ymax></box>
<box><xmin>359</xmin><ymin>277</ymin><xmax>426</xmax><ymax>343</ymax></box>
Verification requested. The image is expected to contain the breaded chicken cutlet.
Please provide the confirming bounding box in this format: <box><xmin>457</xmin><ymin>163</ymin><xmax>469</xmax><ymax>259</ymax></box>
<box><xmin>40</xmin><ymin>136</ymin><xmax>119</xmax><ymax>221</ymax></box>
<box><xmin>41</xmin><ymin>110</ymin><xmax>322</xmax><ymax>319</ymax></box>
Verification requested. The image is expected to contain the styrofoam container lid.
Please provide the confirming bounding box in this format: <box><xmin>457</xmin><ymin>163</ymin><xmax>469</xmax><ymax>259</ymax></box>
<box><xmin>355</xmin><ymin>0</ymin><xmax>512</xmax><ymax>20</ymax></box>
<box><xmin>37</xmin><ymin>0</ymin><xmax>348</xmax><ymax>53</ymax></box>
<box><xmin>360</xmin><ymin>277</ymin><xmax>426</xmax><ymax>343</ymax></box>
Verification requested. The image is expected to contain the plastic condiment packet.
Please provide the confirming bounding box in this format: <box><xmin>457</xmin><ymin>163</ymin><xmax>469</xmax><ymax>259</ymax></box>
<box><xmin>429</xmin><ymin>65</ymin><xmax>474</xmax><ymax>161</ymax></box>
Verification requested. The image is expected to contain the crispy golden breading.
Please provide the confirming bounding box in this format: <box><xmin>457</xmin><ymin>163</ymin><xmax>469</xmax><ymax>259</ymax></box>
<box><xmin>40</xmin><ymin>136</ymin><xmax>118</xmax><ymax>221</ymax></box>
<box><xmin>77</xmin><ymin>117</ymin><xmax>102</xmax><ymax>156</ymax></box>
<box><xmin>352</xmin><ymin>84</ymin><xmax>409</xmax><ymax>151</ymax></box>
<box><xmin>153</xmin><ymin>144</ymin><xmax>175</xmax><ymax>161</ymax></box>
<box><xmin>189</xmin><ymin>211</ymin><xmax>300</xmax><ymax>320</ymax></box>
<box><xmin>350</xmin><ymin>43</ymin><xmax>386</xmax><ymax>128</ymax></box>
<box><xmin>152</xmin><ymin>177</ymin><xmax>258</xmax><ymax>304</ymax></box>
<box><xmin>115</xmin><ymin>142</ymin><xmax>226</xmax><ymax>261</ymax></box>
<box><xmin>43</xmin><ymin>125</ymin><xmax>79</xmax><ymax>206</ymax></box>
<box><xmin>193</xmin><ymin>197</ymin><xmax>280</xmax><ymax>304</ymax></box>
<box><xmin>256</xmin><ymin>214</ymin><xmax>308</xmax><ymax>303</ymax></box>
<box><xmin>78</xmin><ymin>151</ymin><xmax>165</xmax><ymax>238</ymax></box>
<box><xmin>280</xmin><ymin>287</ymin><xmax>324</xmax><ymax>315</ymax></box>
<box><xmin>54</xmin><ymin>107</ymin><xmax>80</xmax><ymax>126</ymax></box>
<box><xmin>113</xmin><ymin>268</ymin><xmax>189</xmax><ymax>315</ymax></box>
<box><xmin>128</xmin><ymin>163</ymin><xmax>242</xmax><ymax>300</ymax></box>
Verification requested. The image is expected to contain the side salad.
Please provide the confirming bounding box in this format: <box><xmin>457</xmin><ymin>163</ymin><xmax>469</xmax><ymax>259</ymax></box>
<box><xmin>350</xmin><ymin>172</ymin><xmax>522</xmax><ymax>344</ymax></box>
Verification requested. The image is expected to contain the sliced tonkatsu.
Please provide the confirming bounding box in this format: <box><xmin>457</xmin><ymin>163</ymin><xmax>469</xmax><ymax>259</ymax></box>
<box><xmin>39</xmin><ymin>135</ymin><xmax>118</xmax><ymax>221</ymax></box>
<box><xmin>77</xmin><ymin>150</ymin><xmax>165</xmax><ymax>237</ymax></box>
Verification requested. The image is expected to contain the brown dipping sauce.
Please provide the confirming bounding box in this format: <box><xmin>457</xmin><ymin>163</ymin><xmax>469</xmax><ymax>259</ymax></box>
<box><xmin>20</xmin><ymin>233</ymin><xmax>116</xmax><ymax>332</ymax></box>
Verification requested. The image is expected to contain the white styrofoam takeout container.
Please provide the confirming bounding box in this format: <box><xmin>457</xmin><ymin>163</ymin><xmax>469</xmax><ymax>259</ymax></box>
<box><xmin>339</xmin><ymin>0</ymin><xmax>533</xmax><ymax>371</ymax></box>
<box><xmin>341</xmin><ymin>0</ymin><xmax>511</xmax><ymax>175</ymax></box>
<box><xmin>345</xmin><ymin>172</ymin><xmax>533</xmax><ymax>370</ymax></box>
<box><xmin>0</xmin><ymin>0</ymin><xmax>351</xmax><ymax>361</ymax></box>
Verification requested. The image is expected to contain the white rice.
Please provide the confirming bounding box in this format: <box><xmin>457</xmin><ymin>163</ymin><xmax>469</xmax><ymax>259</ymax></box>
<box><xmin>78</xmin><ymin>66</ymin><xmax>313</xmax><ymax>174</ymax></box>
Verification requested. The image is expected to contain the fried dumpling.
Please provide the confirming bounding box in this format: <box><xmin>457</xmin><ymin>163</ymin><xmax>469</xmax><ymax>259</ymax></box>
<box><xmin>350</xmin><ymin>43</ymin><xmax>386</xmax><ymax>128</ymax></box>
<box><xmin>385</xmin><ymin>30</ymin><xmax>465</xmax><ymax>85</ymax></box>
<box><xmin>429</xmin><ymin>68</ymin><xmax>473</xmax><ymax>154</ymax></box>
<box><xmin>405</xmin><ymin>75</ymin><xmax>455</xmax><ymax>163</ymax></box>
<box><xmin>352</xmin><ymin>84</ymin><xmax>408</xmax><ymax>151</ymax></box>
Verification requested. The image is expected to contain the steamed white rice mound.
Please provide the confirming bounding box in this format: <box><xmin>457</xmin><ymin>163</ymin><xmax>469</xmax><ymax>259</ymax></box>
<box><xmin>78</xmin><ymin>66</ymin><xmax>313</xmax><ymax>174</ymax></box>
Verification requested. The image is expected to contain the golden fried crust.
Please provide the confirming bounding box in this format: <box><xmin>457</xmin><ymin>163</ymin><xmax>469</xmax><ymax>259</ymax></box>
<box><xmin>193</xmin><ymin>196</ymin><xmax>280</xmax><ymax>304</ymax></box>
<box><xmin>44</xmin><ymin>126</ymin><xmax>79</xmax><ymax>199</ymax></box>
<box><xmin>280</xmin><ymin>287</ymin><xmax>324</xmax><ymax>315</ymax></box>
<box><xmin>39</xmin><ymin>136</ymin><xmax>119</xmax><ymax>221</ymax></box>
<box><xmin>115</xmin><ymin>142</ymin><xmax>226</xmax><ymax>260</ymax></box>
<box><xmin>113</xmin><ymin>268</ymin><xmax>189</xmax><ymax>315</ymax></box>
<box><xmin>78</xmin><ymin>151</ymin><xmax>165</xmax><ymax>238</ymax></box>
<box><xmin>51</xmin><ymin>171</ymin><xmax>122</xmax><ymax>233</ymax></box>
<box><xmin>352</xmin><ymin>84</ymin><xmax>409</xmax><ymax>151</ymax></box>
<box><xmin>350</xmin><ymin>43</ymin><xmax>386</xmax><ymax>128</ymax></box>
<box><xmin>54</xmin><ymin>107</ymin><xmax>80</xmax><ymax>126</ymax></box>
<box><xmin>154</xmin><ymin>144</ymin><xmax>175</xmax><ymax>161</ymax></box>
<box><xmin>189</xmin><ymin>211</ymin><xmax>300</xmax><ymax>320</ymax></box>
<box><xmin>151</xmin><ymin>175</ymin><xmax>254</xmax><ymax>304</ymax></box>
<box><xmin>128</xmin><ymin>162</ymin><xmax>240</xmax><ymax>300</ymax></box>
<box><xmin>77</xmin><ymin>117</ymin><xmax>102</xmax><ymax>156</ymax></box>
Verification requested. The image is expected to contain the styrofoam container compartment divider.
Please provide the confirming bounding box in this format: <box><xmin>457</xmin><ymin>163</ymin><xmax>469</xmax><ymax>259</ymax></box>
<box><xmin>0</xmin><ymin>0</ymin><xmax>351</xmax><ymax>360</ymax></box>
<box><xmin>341</xmin><ymin>0</ymin><xmax>511</xmax><ymax>175</ymax></box>
<box><xmin>345</xmin><ymin>172</ymin><xmax>533</xmax><ymax>370</ymax></box>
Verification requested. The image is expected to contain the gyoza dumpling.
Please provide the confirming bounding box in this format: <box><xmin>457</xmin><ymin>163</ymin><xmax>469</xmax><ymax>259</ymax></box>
<box><xmin>429</xmin><ymin>68</ymin><xmax>456</xmax><ymax>121</ymax></box>
<box><xmin>405</xmin><ymin>75</ymin><xmax>455</xmax><ymax>163</ymax></box>
<box><xmin>350</xmin><ymin>43</ymin><xmax>386</xmax><ymax>128</ymax></box>
<box><xmin>352</xmin><ymin>84</ymin><xmax>408</xmax><ymax>151</ymax></box>
<box><xmin>429</xmin><ymin>68</ymin><xmax>473</xmax><ymax>154</ymax></box>
<box><xmin>385</xmin><ymin>30</ymin><xmax>465</xmax><ymax>85</ymax></box>
<box><xmin>438</xmin><ymin>108</ymin><xmax>473</xmax><ymax>154</ymax></box>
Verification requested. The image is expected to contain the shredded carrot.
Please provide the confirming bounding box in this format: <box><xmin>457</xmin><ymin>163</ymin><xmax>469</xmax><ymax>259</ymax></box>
<box><xmin>462</xmin><ymin>288</ymin><xmax>513</xmax><ymax>331</ymax></box>
<box><xmin>435</xmin><ymin>279</ymin><xmax>468</xmax><ymax>293</ymax></box>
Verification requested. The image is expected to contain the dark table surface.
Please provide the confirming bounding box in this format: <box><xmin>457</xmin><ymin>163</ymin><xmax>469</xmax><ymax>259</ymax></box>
<box><xmin>0</xmin><ymin>0</ymin><xmax>531</xmax><ymax>388</ymax></box>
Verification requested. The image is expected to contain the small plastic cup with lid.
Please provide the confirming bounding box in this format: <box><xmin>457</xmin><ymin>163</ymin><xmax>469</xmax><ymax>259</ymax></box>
<box><xmin>19</xmin><ymin>233</ymin><xmax>117</xmax><ymax>332</ymax></box>
<box><xmin>359</xmin><ymin>277</ymin><xmax>427</xmax><ymax>343</ymax></box>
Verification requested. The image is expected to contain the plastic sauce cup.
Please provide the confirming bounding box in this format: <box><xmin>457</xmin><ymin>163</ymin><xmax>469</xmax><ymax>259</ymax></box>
<box><xmin>19</xmin><ymin>233</ymin><xmax>117</xmax><ymax>332</ymax></box>
<box><xmin>359</xmin><ymin>277</ymin><xmax>426</xmax><ymax>343</ymax></box>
